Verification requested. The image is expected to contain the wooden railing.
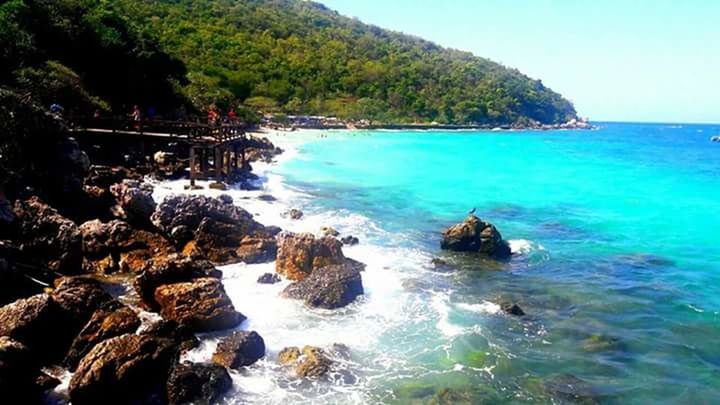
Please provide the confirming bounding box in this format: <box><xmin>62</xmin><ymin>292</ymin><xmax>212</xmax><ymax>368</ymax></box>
<box><xmin>68</xmin><ymin>116</ymin><xmax>248</xmax><ymax>144</ymax></box>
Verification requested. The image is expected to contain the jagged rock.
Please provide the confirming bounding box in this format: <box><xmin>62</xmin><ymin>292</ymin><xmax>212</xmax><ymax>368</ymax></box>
<box><xmin>500</xmin><ymin>302</ymin><xmax>525</xmax><ymax>316</ymax></box>
<box><xmin>212</xmin><ymin>331</ymin><xmax>266</xmax><ymax>369</ymax></box>
<box><xmin>257</xmin><ymin>194</ymin><xmax>276</xmax><ymax>202</ymax></box>
<box><xmin>117</xmin><ymin>229</ymin><xmax>176</xmax><ymax>273</ymax></box>
<box><xmin>85</xmin><ymin>166</ymin><xmax>131</xmax><ymax>189</ymax></box>
<box><xmin>0</xmin><ymin>294</ymin><xmax>59</xmax><ymax>354</ymax></box>
<box><xmin>13</xmin><ymin>197</ymin><xmax>83</xmax><ymax>273</ymax></box>
<box><xmin>134</xmin><ymin>254</ymin><xmax>220</xmax><ymax>310</ymax></box>
<box><xmin>152</xmin><ymin>194</ymin><xmax>272</xmax><ymax>264</ymax></box>
<box><xmin>79</xmin><ymin>219</ymin><xmax>133</xmax><ymax>256</ymax></box>
<box><xmin>295</xmin><ymin>346</ymin><xmax>332</xmax><ymax>378</ymax></box>
<box><xmin>340</xmin><ymin>235</ymin><xmax>359</xmax><ymax>246</ymax></box>
<box><xmin>64</xmin><ymin>306</ymin><xmax>140</xmax><ymax>370</ymax></box>
<box><xmin>140</xmin><ymin>319</ymin><xmax>199</xmax><ymax>354</ymax></box>
<box><xmin>440</xmin><ymin>215</ymin><xmax>511</xmax><ymax>259</ymax></box>
<box><xmin>283</xmin><ymin>209</ymin><xmax>303</xmax><ymax>220</ymax></box>
<box><xmin>69</xmin><ymin>334</ymin><xmax>178</xmax><ymax>405</ymax></box>
<box><xmin>236</xmin><ymin>235</ymin><xmax>278</xmax><ymax>264</ymax></box>
<box><xmin>276</xmin><ymin>232</ymin><xmax>346</xmax><ymax>281</ymax></box>
<box><xmin>154</xmin><ymin>278</ymin><xmax>244</xmax><ymax>332</ymax></box>
<box><xmin>110</xmin><ymin>180</ymin><xmax>156</xmax><ymax>227</ymax></box>
<box><xmin>278</xmin><ymin>347</ymin><xmax>301</xmax><ymax>365</ymax></box>
<box><xmin>51</xmin><ymin>277</ymin><xmax>116</xmax><ymax>329</ymax></box>
<box><xmin>320</xmin><ymin>226</ymin><xmax>339</xmax><ymax>237</ymax></box>
<box><xmin>257</xmin><ymin>272</ymin><xmax>281</xmax><ymax>284</ymax></box>
<box><xmin>167</xmin><ymin>361</ymin><xmax>232</xmax><ymax>405</ymax></box>
<box><xmin>282</xmin><ymin>262</ymin><xmax>364</xmax><ymax>309</ymax></box>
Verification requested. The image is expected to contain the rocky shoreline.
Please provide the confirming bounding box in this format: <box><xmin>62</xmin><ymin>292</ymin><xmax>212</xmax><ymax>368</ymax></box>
<box><xmin>0</xmin><ymin>125</ymin><xmax>532</xmax><ymax>404</ymax></box>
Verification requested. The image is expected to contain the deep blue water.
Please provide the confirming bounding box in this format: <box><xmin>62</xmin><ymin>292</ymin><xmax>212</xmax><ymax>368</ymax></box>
<box><xmin>271</xmin><ymin>122</ymin><xmax>720</xmax><ymax>403</ymax></box>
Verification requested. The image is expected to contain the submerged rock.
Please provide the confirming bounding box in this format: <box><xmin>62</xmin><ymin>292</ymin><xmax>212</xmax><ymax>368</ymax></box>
<box><xmin>69</xmin><ymin>334</ymin><xmax>177</xmax><ymax>405</ymax></box>
<box><xmin>340</xmin><ymin>235</ymin><xmax>359</xmax><ymax>246</ymax></box>
<box><xmin>276</xmin><ymin>232</ymin><xmax>346</xmax><ymax>281</ymax></box>
<box><xmin>154</xmin><ymin>277</ymin><xmax>244</xmax><ymax>332</ymax></box>
<box><xmin>257</xmin><ymin>272</ymin><xmax>281</xmax><ymax>284</ymax></box>
<box><xmin>500</xmin><ymin>302</ymin><xmax>525</xmax><ymax>316</ymax></box>
<box><xmin>167</xmin><ymin>361</ymin><xmax>232</xmax><ymax>405</ymax></box>
<box><xmin>282</xmin><ymin>262</ymin><xmax>364</xmax><ymax>309</ymax></box>
<box><xmin>212</xmin><ymin>330</ymin><xmax>266</xmax><ymax>369</ymax></box>
<box><xmin>543</xmin><ymin>374</ymin><xmax>599</xmax><ymax>404</ymax></box>
<box><xmin>283</xmin><ymin>208</ymin><xmax>304</xmax><ymax>220</ymax></box>
<box><xmin>320</xmin><ymin>226</ymin><xmax>339</xmax><ymax>237</ymax></box>
<box><xmin>440</xmin><ymin>215</ymin><xmax>511</xmax><ymax>259</ymax></box>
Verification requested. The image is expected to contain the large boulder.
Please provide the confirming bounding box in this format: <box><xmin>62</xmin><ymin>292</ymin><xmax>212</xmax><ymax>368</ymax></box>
<box><xmin>212</xmin><ymin>331</ymin><xmax>266</xmax><ymax>369</ymax></box>
<box><xmin>276</xmin><ymin>232</ymin><xmax>346</xmax><ymax>281</ymax></box>
<box><xmin>64</xmin><ymin>306</ymin><xmax>141</xmax><ymax>370</ymax></box>
<box><xmin>282</xmin><ymin>263</ymin><xmax>364</xmax><ymax>309</ymax></box>
<box><xmin>50</xmin><ymin>277</ymin><xmax>116</xmax><ymax>329</ymax></box>
<box><xmin>0</xmin><ymin>294</ymin><xmax>59</xmax><ymax>354</ymax></box>
<box><xmin>152</xmin><ymin>194</ymin><xmax>275</xmax><ymax>264</ymax></box>
<box><xmin>69</xmin><ymin>334</ymin><xmax>178</xmax><ymax>405</ymax></box>
<box><xmin>166</xmin><ymin>361</ymin><xmax>232</xmax><ymax>405</ymax></box>
<box><xmin>154</xmin><ymin>278</ymin><xmax>244</xmax><ymax>332</ymax></box>
<box><xmin>440</xmin><ymin>215</ymin><xmax>511</xmax><ymax>259</ymax></box>
<box><xmin>134</xmin><ymin>254</ymin><xmax>220</xmax><ymax>310</ymax></box>
<box><xmin>110</xmin><ymin>180</ymin><xmax>156</xmax><ymax>227</ymax></box>
<box><xmin>13</xmin><ymin>196</ymin><xmax>83</xmax><ymax>273</ymax></box>
<box><xmin>79</xmin><ymin>219</ymin><xmax>134</xmax><ymax>256</ymax></box>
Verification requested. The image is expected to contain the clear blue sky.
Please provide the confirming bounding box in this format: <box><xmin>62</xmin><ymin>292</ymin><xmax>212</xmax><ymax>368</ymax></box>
<box><xmin>321</xmin><ymin>0</ymin><xmax>720</xmax><ymax>123</ymax></box>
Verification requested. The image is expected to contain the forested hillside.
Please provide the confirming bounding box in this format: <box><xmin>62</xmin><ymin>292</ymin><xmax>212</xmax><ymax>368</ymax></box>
<box><xmin>115</xmin><ymin>0</ymin><xmax>577</xmax><ymax>125</ymax></box>
<box><xmin>1</xmin><ymin>0</ymin><xmax>577</xmax><ymax>126</ymax></box>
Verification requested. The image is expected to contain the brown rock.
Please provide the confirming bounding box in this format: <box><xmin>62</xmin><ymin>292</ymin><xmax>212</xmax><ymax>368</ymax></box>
<box><xmin>278</xmin><ymin>347</ymin><xmax>301</xmax><ymax>365</ymax></box>
<box><xmin>109</xmin><ymin>180</ymin><xmax>156</xmax><ymax>227</ymax></box>
<box><xmin>282</xmin><ymin>263</ymin><xmax>364</xmax><ymax>309</ymax></box>
<box><xmin>134</xmin><ymin>254</ymin><xmax>220</xmax><ymax>310</ymax></box>
<box><xmin>212</xmin><ymin>330</ymin><xmax>266</xmax><ymax>369</ymax></box>
<box><xmin>117</xmin><ymin>229</ymin><xmax>176</xmax><ymax>273</ymax></box>
<box><xmin>166</xmin><ymin>361</ymin><xmax>232</xmax><ymax>405</ymax></box>
<box><xmin>0</xmin><ymin>294</ymin><xmax>59</xmax><ymax>353</ymax></box>
<box><xmin>276</xmin><ymin>232</ymin><xmax>345</xmax><ymax>281</ymax></box>
<box><xmin>69</xmin><ymin>334</ymin><xmax>178</xmax><ymax>405</ymax></box>
<box><xmin>440</xmin><ymin>215</ymin><xmax>511</xmax><ymax>259</ymax></box>
<box><xmin>13</xmin><ymin>196</ymin><xmax>83</xmax><ymax>274</ymax></box>
<box><xmin>64</xmin><ymin>306</ymin><xmax>141</xmax><ymax>370</ymax></box>
<box><xmin>236</xmin><ymin>235</ymin><xmax>278</xmax><ymax>264</ymax></box>
<box><xmin>140</xmin><ymin>319</ymin><xmax>199</xmax><ymax>354</ymax></box>
<box><xmin>296</xmin><ymin>346</ymin><xmax>332</xmax><ymax>378</ymax></box>
<box><xmin>154</xmin><ymin>278</ymin><xmax>244</xmax><ymax>332</ymax></box>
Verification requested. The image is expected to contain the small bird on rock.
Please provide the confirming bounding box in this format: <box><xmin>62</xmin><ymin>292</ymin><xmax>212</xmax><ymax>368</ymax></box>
<box><xmin>468</xmin><ymin>207</ymin><xmax>476</xmax><ymax>215</ymax></box>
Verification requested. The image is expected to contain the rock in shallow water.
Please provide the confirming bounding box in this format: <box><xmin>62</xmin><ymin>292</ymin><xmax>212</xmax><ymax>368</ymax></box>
<box><xmin>212</xmin><ymin>330</ymin><xmax>266</xmax><ymax>369</ymax></box>
<box><xmin>440</xmin><ymin>215</ymin><xmax>511</xmax><ymax>259</ymax></box>
<box><xmin>154</xmin><ymin>277</ymin><xmax>245</xmax><ymax>332</ymax></box>
<box><xmin>257</xmin><ymin>272</ymin><xmax>281</xmax><ymax>284</ymax></box>
<box><xmin>276</xmin><ymin>231</ymin><xmax>346</xmax><ymax>281</ymax></box>
<box><xmin>282</xmin><ymin>262</ymin><xmax>364</xmax><ymax>309</ymax></box>
<box><xmin>166</xmin><ymin>361</ymin><xmax>232</xmax><ymax>405</ymax></box>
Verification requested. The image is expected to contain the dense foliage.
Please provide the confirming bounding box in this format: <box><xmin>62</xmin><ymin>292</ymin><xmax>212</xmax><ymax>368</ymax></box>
<box><xmin>114</xmin><ymin>0</ymin><xmax>577</xmax><ymax>125</ymax></box>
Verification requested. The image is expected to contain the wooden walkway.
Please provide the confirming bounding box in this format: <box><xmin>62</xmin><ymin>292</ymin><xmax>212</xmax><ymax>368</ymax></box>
<box><xmin>70</xmin><ymin>117</ymin><xmax>252</xmax><ymax>187</ymax></box>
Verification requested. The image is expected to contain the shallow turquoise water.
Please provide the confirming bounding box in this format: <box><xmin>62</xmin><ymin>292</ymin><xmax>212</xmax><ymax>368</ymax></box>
<box><xmin>274</xmin><ymin>123</ymin><xmax>720</xmax><ymax>403</ymax></box>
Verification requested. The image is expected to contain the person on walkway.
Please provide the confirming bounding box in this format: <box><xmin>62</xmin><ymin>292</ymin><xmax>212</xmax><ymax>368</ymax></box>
<box><xmin>207</xmin><ymin>105</ymin><xmax>220</xmax><ymax>126</ymax></box>
<box><xmin>130</xmin><ymin>105</ymin><xmax>142</xmax><ymax>129</ymax></box>
<box><xmin>227</xmin><ymin>108</ymin><xmax>238</xmax><ymax>122</ymax></box>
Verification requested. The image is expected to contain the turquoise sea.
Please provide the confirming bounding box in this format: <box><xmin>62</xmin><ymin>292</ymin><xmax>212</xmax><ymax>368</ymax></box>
<box><xmin>264</xmin><ymin>122</ymin><xmax>720</xmax><ymax>403</ymax></box>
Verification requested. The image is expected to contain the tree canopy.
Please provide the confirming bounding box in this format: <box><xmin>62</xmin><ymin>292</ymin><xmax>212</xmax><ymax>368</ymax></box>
<box><xmin>113</xmin><ymin>0</ymin><xmax>577</xmax><ymax>125</ymax></box>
